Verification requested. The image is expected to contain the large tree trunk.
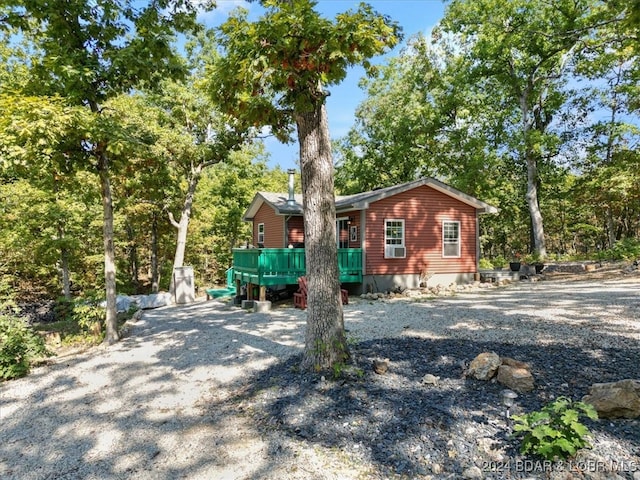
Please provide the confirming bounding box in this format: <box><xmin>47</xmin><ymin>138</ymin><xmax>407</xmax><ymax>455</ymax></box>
<box><xmin>525</xmin><ymin>156</ymin><xmax>546</xmax><ymax>258</ymax></box>
<box><xmin>519</xmin><ymin>92</ymin><xmax>546</xmax><ymax>259</ymax></box>
<box><xmin>98</xmin><ymin>150</ymin><xmax>119</xmax><ymax>345</ymax></box>
<box><xmin>296</xmin><ymin>101</ymin><xmax>349</xmax><ymax>372</ymax></box>
<box><xmin>168</xmin><ymin>166</ymin><xmax>202</xmax><ymax>296</ymax></box>
<box><xmin>604</xmin><ymin>80</ymin><xmax>620</xmax><ymax>249</ymax></box>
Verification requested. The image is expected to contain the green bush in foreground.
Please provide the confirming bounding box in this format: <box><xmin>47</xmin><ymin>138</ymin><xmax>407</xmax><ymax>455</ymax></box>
<box><xmin>512</xmin><ymin>396</ymin><xmax>598</xmax><ymax>460</ymax></box>
<box><xmin>0</xmin><ymin>315</ymin><xmax>51</xmax><ymax>380</ymax></box>
<box><xmin>54</xmin><ymin>296</ymin><xmax>105</xmax><ymax>338</ymax></box>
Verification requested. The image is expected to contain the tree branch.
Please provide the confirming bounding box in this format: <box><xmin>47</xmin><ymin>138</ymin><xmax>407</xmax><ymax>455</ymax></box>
<box><xmin>168</xmin><ymin>211</ymin><xmax>180</xmax><ymax>229</ymax></box>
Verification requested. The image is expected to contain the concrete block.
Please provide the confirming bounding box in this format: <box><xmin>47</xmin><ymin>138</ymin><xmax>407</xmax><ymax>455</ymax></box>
<box><xmin>253</xmin><ymin>300</ymin><xmax>272</xmax><ymax>313</ymax></box>
<box><xmin>241</xmin><ymin>300</ymin><xmax>254</xmax><ymax>309</ymax></box>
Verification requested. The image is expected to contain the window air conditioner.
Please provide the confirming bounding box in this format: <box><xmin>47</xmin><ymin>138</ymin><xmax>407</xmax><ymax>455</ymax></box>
<box><xmin>385</xmin><ymin>246</ymin><xmax>406</xmax><ymax>258</ymax></box>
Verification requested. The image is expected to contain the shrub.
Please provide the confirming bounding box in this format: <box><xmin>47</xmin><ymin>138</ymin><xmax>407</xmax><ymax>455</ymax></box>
<box><xmin>597</xmin><ymin>238</ymin><xmax>640</xmax><ymax>261</ymax></box>
<box><xmin>479</xmin><ymin>258</ymin><xmax>494</xmax><ymax>270</ymax></box>
<box><xmin>55</xmin><ymin>297</ymin><xmax>105</xmax><ymax>335</ymax></box>
<box><xmin>512</xmin><ymin>396</ymin><xmax>598</xmax><ymax>460</ymax></box>
<box><xmin>493</xmin><ymin>255</ymin><xmax>507</xmax><ymax>268</ymax></box>
<box><xmin>0</xmin><ymin>275</ymin><xmax>19</xmax><ymax>314</ymax></box>
<box><xmin>51</xmin><ymin>297</ymin><xmax>106</xmax><ymax>344</ymax></box>
<box><xmin>0</xmin><ymin>315</ymin><xmax>51</xmax><ymax>380</ymax></box>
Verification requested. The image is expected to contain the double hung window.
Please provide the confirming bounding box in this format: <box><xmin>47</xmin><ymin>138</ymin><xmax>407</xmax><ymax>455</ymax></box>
<box><xmin>443</xmin><ymin>221</ymin><xmax>460</xmax><ymax>257</ymax></box>
<box><xmin>384</xmin><ymin>219</ymin><xmax>405</xmax><ymax>258</ymax></box>
<box><xmin>257</xmin><ymin>223</ymin><xmax>265</xmax><ymax>245</ymax></box>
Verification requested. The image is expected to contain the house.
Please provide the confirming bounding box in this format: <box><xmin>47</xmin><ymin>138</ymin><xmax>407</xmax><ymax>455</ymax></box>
<box><xmin>232</xmin><ymin>174</ymin><xmax>497</xmax><ymax>299</ymax></box>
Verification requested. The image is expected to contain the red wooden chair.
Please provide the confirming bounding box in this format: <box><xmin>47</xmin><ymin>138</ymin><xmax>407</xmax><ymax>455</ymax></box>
<box><xmin>341</xmin><ymin>287</ymin><xmax>349</xmax><ymax>305</ymax></box>
<box><xmin>293</xmin><ymin>276</ymin><xmax>348</xmax><ymax>309</ymax></box>
<box><xmin>293</xmin><ymin>276</ymin><xmax>308</xmax><ymax>309</ymax></box>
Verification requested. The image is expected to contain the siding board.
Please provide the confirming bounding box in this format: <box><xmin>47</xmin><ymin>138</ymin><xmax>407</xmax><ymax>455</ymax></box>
<box><xmin>365</xmin><ymin>185</ymin><xmax>477</xmax><ymax>275</ymax></box>
<box><xmin>253</xmin><ymin>203</ymin><xmax>284</xmax><ymax>247</ymax></box>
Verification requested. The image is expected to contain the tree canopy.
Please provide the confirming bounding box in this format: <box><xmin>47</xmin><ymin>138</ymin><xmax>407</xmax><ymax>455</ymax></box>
<box><xmin>336</xmin><ymin>0</ymin><xmax>640</xmax><ymax>259</ymax></box>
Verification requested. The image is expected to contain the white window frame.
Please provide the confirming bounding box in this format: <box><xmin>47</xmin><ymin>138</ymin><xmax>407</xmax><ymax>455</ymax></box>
<box><xmin>257</xmin><ymin>223</ymin><xmax>265</xmax><ymax>245</ymax></box>
<box><xmin>384</xmin><ymin>219</ymin><xmax>406</xmax><ymax>259</ymax></box>
<box><xmin>442</xmin><ymin>220</ymin><xmax>461</xmax><ymax>258</ymax></box>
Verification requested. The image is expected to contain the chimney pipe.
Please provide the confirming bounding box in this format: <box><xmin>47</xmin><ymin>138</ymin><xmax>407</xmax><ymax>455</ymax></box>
<box><xmin>287</xmin><ymin>169</ymin><xmax>296</xmax><ymax>205</ymax></box>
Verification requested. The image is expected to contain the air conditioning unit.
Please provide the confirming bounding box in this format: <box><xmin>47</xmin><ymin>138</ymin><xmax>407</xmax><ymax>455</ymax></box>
<box><xmin>385</xmin><ymin>246</ymin><xmax>406</xmax><ymax>258</ymax></box>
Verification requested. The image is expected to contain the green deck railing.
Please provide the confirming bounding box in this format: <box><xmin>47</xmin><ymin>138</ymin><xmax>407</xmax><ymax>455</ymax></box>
<box><xmin>232</xmin><ymin>248</ymin><xmax>362</xmax><ymax>286</ymax></box>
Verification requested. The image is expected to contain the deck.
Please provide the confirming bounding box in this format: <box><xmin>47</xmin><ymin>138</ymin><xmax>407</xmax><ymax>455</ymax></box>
<box><xmin>232</xmin><ymin>248</ymin><xmax>363</xmax><ymax>289</ymax></box>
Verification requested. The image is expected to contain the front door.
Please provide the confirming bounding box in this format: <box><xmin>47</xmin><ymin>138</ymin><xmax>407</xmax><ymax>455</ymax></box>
<box><xmin>336</xmin><ymin>218</ymin><xmax>349</xmax><ymax>248</ymax></box>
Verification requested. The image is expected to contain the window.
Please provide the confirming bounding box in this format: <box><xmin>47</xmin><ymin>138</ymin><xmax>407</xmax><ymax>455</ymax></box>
<box><xmin>336</xmin><ymin>218</ymin><xmax>349</xmax><ymax>248</ymax></box>
<box><xmin>257</xmin><ymin>223</ymin><xmax>265</xmax><ymax>245</ymax></box>
<box><xmin>384</xmin><ymin>219</ymin><xmax>405</xmax><ymax>258</ymax></box>
<box><xmin>443</xmin><ymin>221</ymin><xmax>460</xmax><ymax>257</ymax></box>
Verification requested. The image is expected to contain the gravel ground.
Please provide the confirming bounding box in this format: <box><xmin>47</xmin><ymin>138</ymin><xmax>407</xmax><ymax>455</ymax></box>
<box><xmin>1</xmin><ymin>274</ymin><xmax>639</xmax><ymax>480</ymax></box>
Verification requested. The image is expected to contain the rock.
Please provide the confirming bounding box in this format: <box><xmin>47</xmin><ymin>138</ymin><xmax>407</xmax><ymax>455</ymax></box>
<box><xmin>467</xmin><ymin>352</ymin><xmax>501</xmax><ymax>380</ymax></box>
<box><xmin>582</xmin><ymin>379</ymin><xmax>640</xmax><ymax>419</ymax></box>
<box><xmin>38</xmin><ymin>330</ymin><xmax>61</xmax><ymax>346</ymax></box>
<box><xmin>422</xmin><ymin>374</ymin><xmax>440</xmax><ymax>386</ymax></box>
<box><xmin>501</xmin><ymin>356</ymin><xmax>530</xmax><ymax>370</ymax></box>
<box><xmin>373</xmin><ymin>358</ymin><xmax>389</xmax><ymax>374</ymax></box>
<box><xmin>497</xmin><ymin>364</ymin><xmax>535</xmax><ymax>392</ymax></box>
<box><xmin>462</xmin><ymin>466</ymin><xmax>483</xmax><ymax>479</ymax></box>
<box><xmin>476</xmin><ymin>437</ymin><xmax>504</xmax><ymax>461</ymax></box>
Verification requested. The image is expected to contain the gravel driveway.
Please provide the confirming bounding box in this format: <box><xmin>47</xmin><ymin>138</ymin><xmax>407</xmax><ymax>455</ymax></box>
<box><xmin>1</xmin><ymin>276</ymin><xmax>639</xmax><ymax>480</ymax></box>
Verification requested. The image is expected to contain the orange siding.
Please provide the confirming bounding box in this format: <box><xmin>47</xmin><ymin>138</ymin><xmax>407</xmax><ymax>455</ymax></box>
<box><xmin>253</xmin><ymin>203</ymin><xmax>284</xmax><ymax>247</ymax></box>
<box><xmin>364</xmin><ymin>185</ymin><xmax>477</xmax><ymax>275</ymax></box>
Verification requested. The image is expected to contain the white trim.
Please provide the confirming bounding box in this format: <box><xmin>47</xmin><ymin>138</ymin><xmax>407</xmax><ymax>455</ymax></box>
<box><xmin>384</xmin><ymin>219</ymin><xmax>406</xmax><ymax>259</ymax></box>
<box><xmin>257</xmin><ymin>223</ymin><xmax>265</xmax><ymax>245</ymax></box>
<box><xmin>442</xmin><ymin>220</ymin><xmax>461</xmax><ymax>258</ymax></box>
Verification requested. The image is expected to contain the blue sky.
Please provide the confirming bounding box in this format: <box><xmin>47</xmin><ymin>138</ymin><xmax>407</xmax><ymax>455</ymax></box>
<box><xmin>201</xmin><ymin>1</ymin><xmax>447</xmax><ymax>169</ymax></box>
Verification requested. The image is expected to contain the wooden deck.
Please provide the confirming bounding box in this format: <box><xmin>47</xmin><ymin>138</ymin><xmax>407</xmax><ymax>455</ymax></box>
<box><xmin>232</xmin><ymin>248</ymin><xmax>363</xmax><ymax>300</ymax></box>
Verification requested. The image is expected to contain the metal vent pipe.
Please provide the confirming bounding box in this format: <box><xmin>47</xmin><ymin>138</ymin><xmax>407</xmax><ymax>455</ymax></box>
<box><xmin>287</xmin><ymin>169</ymin><xmax>296</xmax><ymax>205</ymax></box>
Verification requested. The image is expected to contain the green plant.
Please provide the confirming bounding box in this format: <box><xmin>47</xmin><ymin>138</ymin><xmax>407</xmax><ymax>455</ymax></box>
<box><xmin>53</xmin><ymin>296</ymin><xmax>105</xmax><ymax>341</ymax></box>
<box><xmin>493</xmin><ymin>255</ymin><xmax>507</xmax><ymax>268</ymax></box>
<box><xmin>597</xmin><ymin>238</ymin><xmax>640</xmax><ymax>261</ymax></box>
<box><xmin>0</xmin><ymin>275</ymin><xmax>19</xmax><ymax>314</ymax></box>
<box><xmin>522</xmin><ymin>252</ymin><xmax>543</xmax><ymax>264</ymax></box>
<box><xmin>512</xmin><ymin>396</ymin><xmax>598</xmax><ymax>460</ymax></box>
<box><xmin>331</xmin><ymin>360</ymin><xmax>346</xmax><ymax>379</ymax></box>
<box><xmin>479</xmin><ymin>258</ymin><xmax>494</xmax><ymax>269</ymax></box>
<box><xmin>0</xmin><ymin>315</ymin><xmax>51</xmax><ymax>380</ymax></box>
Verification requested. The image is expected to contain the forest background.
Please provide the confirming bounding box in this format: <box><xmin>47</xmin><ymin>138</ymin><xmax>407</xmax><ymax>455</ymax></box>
<box><xmin>1</xmin><ymin>0</ymin><xmax>639</xmax><ymax>310</ymax></box>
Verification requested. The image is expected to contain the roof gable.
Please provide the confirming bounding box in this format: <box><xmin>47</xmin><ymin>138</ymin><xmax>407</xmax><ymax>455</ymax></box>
<box><xmin>243</xmin><ymin>192</ymin><xmax>303</xmax><ymax>220</ymax></box>
<box><xmin>336</xmin><ymin>178</ymin><xmax>498</xmax><ymax>214</ymax></box>
<box><xmin>242</xmin><ymin>177</ymin><xmax>497</xmax><ymax>220</ymax></box>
